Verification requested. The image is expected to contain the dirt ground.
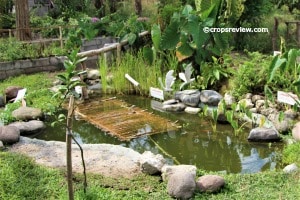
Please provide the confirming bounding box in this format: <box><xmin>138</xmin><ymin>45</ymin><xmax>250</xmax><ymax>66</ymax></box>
<box><xmin>9</xmin><ymin>136</ymin><xmax>143</xmax><ymax>178</ymax></box>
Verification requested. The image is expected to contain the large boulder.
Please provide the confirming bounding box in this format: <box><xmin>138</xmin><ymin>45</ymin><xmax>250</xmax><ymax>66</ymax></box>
<box><xmin>196</xmin><ymin>175</ymin><xmax>225</xmax><ymax>193</ymax></box>
<box><xmin>167</xmin><ymin>170</ymin><xmax>196</xmax><ymax>199</ymax></box>
<box><xmin>162</xmin><ymin>103</ymin><xmax>186</xmax><ymax>112</ymax></box>
<box><xmin>248</xmin><ymin>127</ymin><xmax>281</xmax><ymax>142</ymax></box>
<box><xmin>12</xmin><ymin>107</ymin><xmax>44</xmax><ymax>121</ymax></box>
<box><xmin>174</xmin><ymin>90</ymin><xmax>200</xmax><ymax>107</ymax></box>
<box><xmin>0</xmin><ymin>126</ymin><xmax>20</xmax><ymax>144</ymax></box>
<box><xmin>162</xmin><ymin>165</ymin><xmax>197</xmax><ymax>182</ymax></box>
<box><xmin>200</xmin><ymin>90</ymin><xmax>222</xmax><ymax>106</ymax></box>
<box><xmin>87</xmin><ymin>69</ymin><xmax>100</xmax><ymax>80</ymax></box>
<box><xmin>139</xmin><ymin>151</ymin><xmax>166</xmax><ymax>175</ymax></box>
<box><xmin>8</xmin><ymin>120</ymin><xmax>46</xmax><ymax>136</ymax></box>
<box><xmin>5</xmin><ymin>86</ymin><xmax>23</xmax><ymax>102</ymax></box>
<box><xmin>0</xmin><ymin>96</ymin><xmax>5</xmax><ymax>107</ymax></box>
<box><xmin>267</xmin><ymin>113</ymin><xmax>292</xmax><ymax>134</ymax></box>
<box><xmin>292</xmin><ymin>122</ymin><xmax>300</xmax><ymax>141</ymax></box>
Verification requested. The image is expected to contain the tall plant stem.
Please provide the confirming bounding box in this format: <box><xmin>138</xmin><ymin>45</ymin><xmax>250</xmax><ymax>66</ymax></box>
<box><xmin>66</xmin><ymin>95</ymin><xmax>74</xmax><ymax>200</ymax></box>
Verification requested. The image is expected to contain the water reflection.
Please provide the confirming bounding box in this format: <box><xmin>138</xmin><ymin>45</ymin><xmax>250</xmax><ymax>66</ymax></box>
<box><xmin>35</xmin><ymin>95</ymin><xmax>284</xmax><ymax>173</ymax></box>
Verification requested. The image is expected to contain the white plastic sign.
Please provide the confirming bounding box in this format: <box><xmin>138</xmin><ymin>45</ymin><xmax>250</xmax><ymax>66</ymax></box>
<box><xmin>277</xmin><ymin>91</ymin><xmax>299</xmax><ymax>105</ymax></box>
<box><xmin>150</xmin><ymin>87</ymin><xmax>164</xmax><ymax>101</ymax></box>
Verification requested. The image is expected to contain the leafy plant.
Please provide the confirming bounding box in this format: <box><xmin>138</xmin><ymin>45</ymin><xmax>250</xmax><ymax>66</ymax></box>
<box><xmin>282</xmin><ymin>142</ymin><xmax>300</xmax><ymax>166</ymax></box>
<box><xmin>0</xmin><ymin>102</ymin><xmax>19</xmax><ymax>125</ymax></box>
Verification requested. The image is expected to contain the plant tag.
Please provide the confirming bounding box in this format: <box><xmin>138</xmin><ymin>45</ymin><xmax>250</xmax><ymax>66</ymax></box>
<box><xmin>150</xmin><ymin>87</ymin><xmax>164</xmax><ymax>101</ymax></box>
<box><xmin>277</xmin><ymin>91</ymin><xmax>299</xmax><ymax>105</ymax></box>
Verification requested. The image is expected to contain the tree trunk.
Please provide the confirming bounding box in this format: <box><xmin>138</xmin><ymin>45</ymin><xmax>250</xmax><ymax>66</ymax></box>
<box><xmin>15</xmin><ymin>0</ymin><xmax>31</xmax><ymax>41</ymax></box>
<box><xmin>135</xmin><ymin>0</ymin><xmax>142</xmax><ymax>16</ymax></box>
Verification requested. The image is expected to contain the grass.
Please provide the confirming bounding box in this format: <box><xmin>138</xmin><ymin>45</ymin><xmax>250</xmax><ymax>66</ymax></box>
<box><xmin>0</xmin><ymin>73</ymin><xmax>60</xmax><ymax>124</ymax></box>
<box><xmin>0</xmin><ymin>151</ymin><xmax>299</xmax><ymax>200</ymax></box>
<box><xmin>100</xmin><ymin>50</ymin><xmax>163</xmax><ymax>96</ymax></box>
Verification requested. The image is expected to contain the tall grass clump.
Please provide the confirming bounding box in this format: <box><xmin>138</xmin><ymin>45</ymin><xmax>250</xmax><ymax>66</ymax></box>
<box><xmin>99</xmin><ymin>50</ymin><xmax>163</xmax><ymax>96</ymax></box>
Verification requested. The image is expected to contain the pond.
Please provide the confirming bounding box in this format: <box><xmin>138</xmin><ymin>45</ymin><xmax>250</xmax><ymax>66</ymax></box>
<box><xmin>36</xmin><ymin>95</ymin><xmax>284</xmax><ymax>174</ymax></box>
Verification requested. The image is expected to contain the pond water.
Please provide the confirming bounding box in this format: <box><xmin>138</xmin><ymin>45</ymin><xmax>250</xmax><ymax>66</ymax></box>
<box><xmin>36</xmin><ymin>95</ymin><xmax>284</xmax><ymax>174</ymax></box>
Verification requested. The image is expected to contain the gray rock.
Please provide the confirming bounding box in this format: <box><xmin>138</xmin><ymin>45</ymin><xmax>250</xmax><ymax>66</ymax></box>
<box><xmin>163</xmin><ymin>99</ymin><xmax>178</xmax><ymax>105</ymax></box>
<box><xmin>0</xmin><ymin>96</ymin><xmax>5</xmax><ymax>107</ymax></box>
<box><xmin>284</xmin><ymin>109</ymin><xmax>298</xmax><ymax>120</ymax></box>
<box><xmin>249</xmin><ymin>108</ymin><xmax>258</xmax><ymax>113</ymax></box>
<box><xmin>8</xmin><ymin>120</ymin><xmax>46</xmax><ymax>136</ymax></box>
<box><xmin>175</xmin><ymin>90</ymin><xmax>199</xmax><ymax>101</ymax></box>
<box><xmin>162</xmin><ymin>103</ymin><xmax>186</xmax><ymax>112</ymax></box>
<box><xmin>0</xmin><ymin>140</ymin><xmax>3</xmax><ymax>149</ymax></box>
<box><xmin>162</xmin><ymin>165</ymin><xmax>197</xmax><ymax>182</ymax></box>
<box><xmin>251</xmin><ymin>95</ymin><xmax>264</xmax><ymax>104</ymax></box>
<box><xmin>87</xmin><ymin>69</ymin><xmax>100</xmax><ymax>80</ymax></box>
<box><xmin>200</xmin><ymin>90</ymin><xmax>223</xmax><ymax>106</ymax></box>
<box><xmin>283</xmin><ymin>163</ymin><xmax>298</xmax><ymax>173</ymax></box>
<box><xmin>167</xmin><ymin>170</ymin><xmax>196</xmax><ymax>199</ymax></box>
<box><xmin>292</xmin><ymin>122</ymin><xmax>300</xmax><ymax>141</ymax></box>
<box><xmin>237</xmin><ymin>98</ymin><xmax>254</xmax><ymax>110</ymax></box>
<box><xmin>223</xmin><ymin>93</ymin><xmax>236</xmax><ymax>108</ymax></box>
<box><xmin>248</xmin><ymin>127</ymin><xmax>281</xmax><ymax>142</ymax></box>
<box><xmin>260</xmin><ymin>108</ymin><xmax>277</xmax><ymax>116</ymax></box>
<box><xmin>175</xmin><ymin>90</ymin><xmax>200</xmax><ymax>107</ymax></box>
<box><xmin>196</xmin><ymin>175</ymin><xmax>225</xmax><ymax>193</ymax></box>
<box><xmin>5</xmin><ymin>86</ymin><xmax>23</xmax><ymax>102</ymax></box>
<box><xmin>244</xmin><ymin>93</ymin><xmax>253</xmax><ymax>99</ymax></box>
<box><xmin>140</xmin><ymin>151</ymin><xmax>166</xmax><ymax>175</ymax></box>
<box><xmin>255</xmin><ymin>99</ymin><xmax>265</xmax><ymax>110</ymax></box>
<box><xmin>185</xmin><ymin>107</ymin><xmax>201</xmax><ymax>114</ymax></box>
<box><xmin>12</xmin><ymin>107</ymin><xmax>44</xmax><ymax>121</ymax></box>
<box><xmin>0</xmin><ymin>126</ymin><xmax>20</xmax><ymax>144</ymax></box>
<box><xmin>268</xmin><ymin>113</ymin><xmax>292</xmax><ymax>134</ymax></box>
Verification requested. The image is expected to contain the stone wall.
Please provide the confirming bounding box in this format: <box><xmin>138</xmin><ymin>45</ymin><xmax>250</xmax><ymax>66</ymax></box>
<box><xmin>0</xmin><ymin>36</ymin><xmax>116</xmax><ymax>80</ymax></box>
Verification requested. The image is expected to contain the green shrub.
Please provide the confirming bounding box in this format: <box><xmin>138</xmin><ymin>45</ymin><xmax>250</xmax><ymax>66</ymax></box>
<box><xmin>282</xmin><ymin>142</ymin><xmax>300</xmax><ymax>166</ymax></box>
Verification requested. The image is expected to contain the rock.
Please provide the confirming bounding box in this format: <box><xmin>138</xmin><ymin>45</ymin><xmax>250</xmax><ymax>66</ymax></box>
<box><xmin>12</xmin><ymin>107</ymin><xmax>44</xmax><ymax>121</ymax></box>
<box><xmin>249</xmin><ymin>108</ymin><xmax>258</xmax><ymax>113</ymax></box>
<box><xmin>140</xmin><ymin>151</ymin><xmax>166</xmax><ymax>175</ymax></box>
<box><xmin>162</xmin><ymin>103</ymin><xmax>186</xmax><ymax>112</ymax></box>
<box><xmin>174</xmin><ymin>90</ymin><xmax>200</xmax><ymax>107</ymax></box>
<box><xmin>200</xmin><ymin>90</ymin><xmax>223</xmax><ymax>106</ymax></box>
<box><xmin>185</xmin><ymin>107</ymin><xmax>201</xmax><ymax>114</ymax></box>
<box><xmin>5</xmin><ymin>86</ymin><xmax>23</xmax><ymax>102</ymax></box>
<box><xmin>284</xmin><ymin>109</ymin><xmax>298</xmax><ymax>120</ymax></box>
<box><xmin>292</xmin><ymin>122</ymin><xmax>300</xmax><ymax>141</ymax></box>
<box><xmin>196</xmin><ymin>175</ymin><xmax>225</xmax><ymax>193</ymax></box>
<box><xmin>0</xmin><ymin>140</ymin><xmax>3</xmax><ymax>149</ymax></box>
<box><xmin>8</xmin><ymin>120</ymin><xmax>46</xmax><ymax>136</ymax></box>
<box><xmin>255</xmin><ymin>100</ymin><xmax>265</xmax><ymax>110</ymax></box>
<box><xmin>167</xmin><ymin>171</ymin><xmax>196</xmax><ymax>199</ymax></box>
<box><xmin>248</xmin><ymin>127</ymin><xmax>281</xmax><ymax>142</ymax></box>
<box><xmin>0</xmin><ymin>126</ymin><xmax>20</xmax><ymax>144</ymax></box>
<box><xmin>163</xmin><ymin>99</ymin><xmax>178</xmax><ymax>105</ymax></box>
<box><xmin>162</xmin><ymin>165</ymin><xmax>197</xmax><ymax>182</ymax></box>
<box><xmin>0</xmin><ymin>96</ymin><xmax>5</xmax><ymax>107</ymax></box>
<box><xmin>175</xmin><ymin>90</ymin><xmax>199</xmax><ymax>101</ymax></box>
<box><xmin>237</xmin><ymin>98</ymin><xmax>254</xmax><ymax>110</ymax></box>
<box><xmin>87</xmin><ymin>83</ymin><xmax>102</xmax><ymax>91</ymax></box>
<box><xmin>244</xmin><ymin>93</ymin><xmax>253</xmax><ymax>99</ymax></box>
<box><xmin>268</xmin><ymin>113</ymin><xmax>292</xmax><ymax>134</ymax></box>
<box><xmin>87</xmin><ymin>69</ymin><xmax>100</xmax><ymax>80</ymax></box>
<box><xmin>283</xmin><ymin>163</ymin><xmax>298</xmax><ymax>173</ymax></box>
<box><xmin>251</xmin><ymin>95</ymin><xmax>264</xmax><ymax>104</ymax></box>
<box><xmin>260</xmin><ymin>107</ymin><xmax>277</xmax><ymax>116</ymax></box>
<box><xmin>223</xmin><ymin>93</ymin><xmax>236</xmax><ymax>108</ymax></box>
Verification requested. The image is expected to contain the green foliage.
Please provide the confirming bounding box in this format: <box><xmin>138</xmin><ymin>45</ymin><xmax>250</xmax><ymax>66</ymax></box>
<box><xmin>230</xmin><ymin>52</ymin><xmax>273</xmax><ymax>99</ymax></box>
<box><xmin>282</xmin><ymin>142</ymin><xmax>300</xmax><ymax>166</ymax></box>
<box><xmin>0</xmin><ymin>73</ymin><xmax>60</xmax><ymax>123</ymax></box>
<box><xmin>0</xmin><ymin>102</ymin><xmax>19</xmax><ymax>124</ymax></box>
<box><xmin>265</xmin><ymin>48</ymin><xmax>300</xmax><ymax>98</ymax></box>
<box><xmin>102</xmin><ymin>50</ymin><xmax>163</xmax><ymax>95</ymax></box>
<box><xmin>53</xmin><ymin>49</ymin><xmax>87</xmax><ymax>100</ymax></box>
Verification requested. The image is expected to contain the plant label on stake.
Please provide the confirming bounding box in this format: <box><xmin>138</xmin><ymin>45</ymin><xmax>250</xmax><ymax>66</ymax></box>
<box><xmin>277</xmin><ymin>91</ymin><xmax>300</xmax><ymax>106</ymax></box>
<box><xmin>150</xmin><ymin>87</ymin><xmax>164</xmax><ymax>101</ymax></box>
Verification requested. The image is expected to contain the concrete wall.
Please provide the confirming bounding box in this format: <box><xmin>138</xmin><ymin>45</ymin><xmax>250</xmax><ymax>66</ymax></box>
<box><xmin>0</xmin><ymin>36</ymin><xmax>117</xmax><ymax>80</ymax></box>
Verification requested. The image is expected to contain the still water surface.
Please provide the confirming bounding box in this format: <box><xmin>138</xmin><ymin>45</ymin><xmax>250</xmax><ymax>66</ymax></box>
<box><xmin>36</xmin><ymin>95</ymin><xmax>284</xmax><ymax>174</ymax></box>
